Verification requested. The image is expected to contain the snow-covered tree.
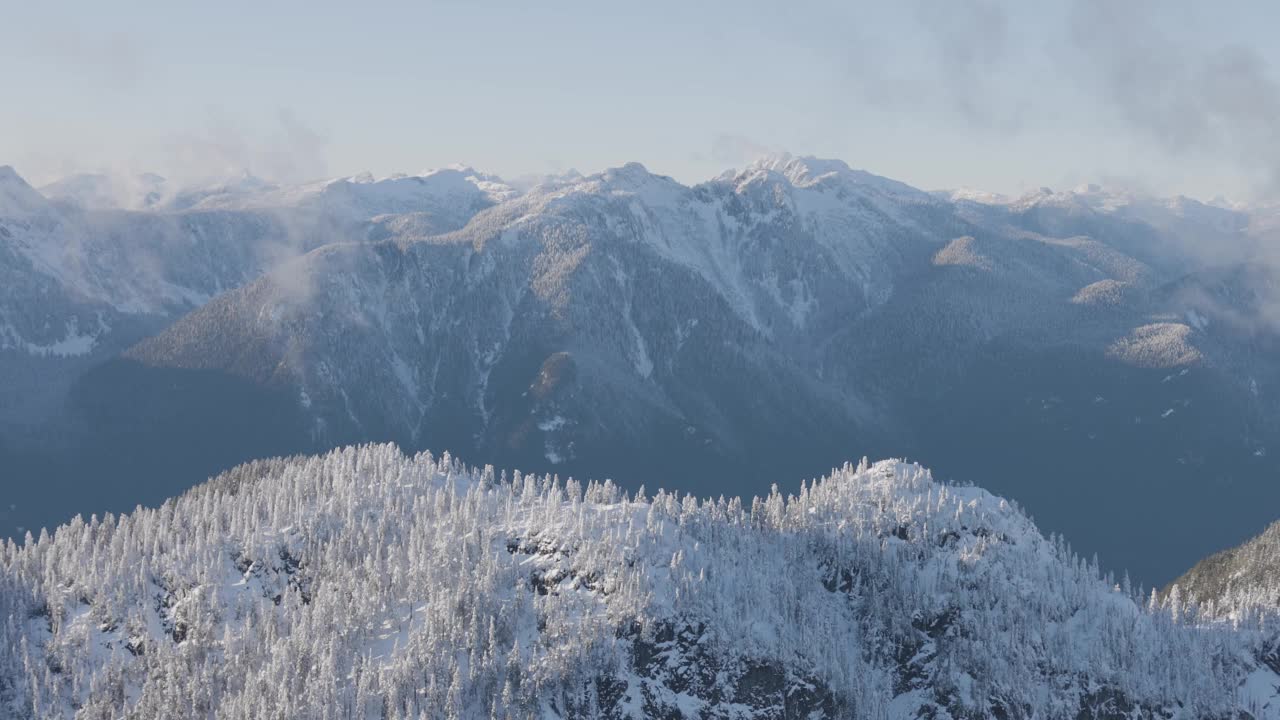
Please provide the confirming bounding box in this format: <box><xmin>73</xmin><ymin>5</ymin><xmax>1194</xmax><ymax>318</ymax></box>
<box><xmin>1</xmin><ymin>443</ymin><xmax>1278</xmax><ymax>718</ymax></box>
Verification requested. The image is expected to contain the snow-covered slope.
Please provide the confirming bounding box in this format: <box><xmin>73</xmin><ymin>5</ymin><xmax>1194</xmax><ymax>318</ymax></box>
<box><xmin>0</xmin><ymin>166</ymin><xmax>53</xmax><ymax>217</ymax></box>
<box><xmin>0</xmin><ymin>164</ymin><xmax>510</xmax><ymax>430</ymax></box>
<box><xmin>0</xmin><ymin>169</ymin><xmax>295</xmax><ymax>359</ymax></box>
<box><xmin>2</xmin><ymin>443</ymin><xmax>1277</xmax><ymax>719</ymax></box>
<box><xmin>1</xmin><ymin>164</ymin><xmax>513</xmax><ymax>353</ymax></box>
<box><xmin>0</xmin><ymin>174</ymin><xmax>341</xmax><ymax>428</ymax></box>
<box><xmin>1169</xmin><ymin>518</ymin><xmax>1280</xmax><ymax>619</ymax></box>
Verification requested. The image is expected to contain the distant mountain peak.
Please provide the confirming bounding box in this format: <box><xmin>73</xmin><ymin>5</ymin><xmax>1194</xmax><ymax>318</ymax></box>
<box><xmin>344</xmin><ymin>170</ymin><xmax>377</xmax><ymax>184</ymax></box>
<box><xmin>727</xmin><ymin>154</ymin><xmax>931</xmax><ymax>203</ymax></box>
<box><xmin>0</xmin><ymin>165</ymin><xmax>51</xmax><ymax>216</ymax></box>
<box><xmin>541</xmin><ymin>162</ymin><xmax>687</xmax><ymax>206</ymax></box>
<box><xmin>745</xmin><ymin>153</ymin><xmax>853</xmax><ymax>184</ymax></box>
<box><xmin>940</xmin><ymin>187</ymin><xmax>1013</xmax><ymax>204</ymax></box>
<box><xmin>597</xmin><ymin>161</ymin><xmax>667</xmax><ymax>187</ymax></box>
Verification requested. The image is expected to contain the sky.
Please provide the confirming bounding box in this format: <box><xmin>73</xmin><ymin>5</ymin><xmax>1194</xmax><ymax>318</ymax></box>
<box><xmin>3</xmin><ymin>0</ymin><xmax>1279</xmax><ymax>201</ymax></box>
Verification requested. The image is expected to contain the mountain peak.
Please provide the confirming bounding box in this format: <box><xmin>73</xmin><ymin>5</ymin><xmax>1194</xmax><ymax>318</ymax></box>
<box><xmin>0</xmin><ymin>165</ymin><xmax>51</xmax><ymax>217</ymax></box>
<box><xmin>600</xmin><ymin>161</ymin><xmax>660</xmax><ymax>185</ymax></box>
<box><xmin>581</xmin><ymin>162</ymin><xmax>684</xmax><ymax>200</ymax></box>
<box><xmin>745</xmin><ymin>153</ymin><xmax>852</xmax><ymax>184</ymax></box>
<box><xmin>731</xmin><ymin>154</ymin><xmax>930</xmax><ymax>202</ymax></box>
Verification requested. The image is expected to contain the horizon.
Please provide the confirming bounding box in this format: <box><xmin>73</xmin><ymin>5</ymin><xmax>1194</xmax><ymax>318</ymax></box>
<box><xmin>2</xmin><ymin>152</ymin><xmax>1264</xmax><ymax>208</ymax></box>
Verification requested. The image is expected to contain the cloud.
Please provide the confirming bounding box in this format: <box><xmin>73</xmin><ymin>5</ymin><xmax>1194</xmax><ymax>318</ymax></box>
<box><xmin>707</xmin><ymin>134</ymin><xmax>780</xmax><ymax>167</ymax></box>
<box><xmin>264</xmin><ymin>110</ymin><xmax>330</xmax><ymax>184</ymax></box>
<box><xmin>792</xmin><ymin>0</ymin><xmax>1026</xmax><ymax>133</ymax></box>
<box><xmin>912</xmin><ymin>0</ymin><xmax>1021</xmax><ymax>130</ymax></box>
<box><xmin>776</xmin><ymin>0</ymin><xmax>1277</xmax><ymax>199</ymax></box>
<box><xmin>1067</xmin><ymin>0</ymin><xmax>1280</xmax><ymax>195</ymax></box>
<box><xmin>159</xmin><ymin>109</ymin><xmax>330</xmax><ymax>185</ymax></box>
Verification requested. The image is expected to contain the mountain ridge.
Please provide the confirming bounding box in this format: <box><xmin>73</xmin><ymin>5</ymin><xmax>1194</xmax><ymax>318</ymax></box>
<box><xmin>1168</xmin><ymin>517</ymin><xmax>1280</xmax><ymax>619</ymax></box>
<box><xmin>3</xmin><ymin>442</ymin><xmax>1278</xmax><ymax>718</ymax></box>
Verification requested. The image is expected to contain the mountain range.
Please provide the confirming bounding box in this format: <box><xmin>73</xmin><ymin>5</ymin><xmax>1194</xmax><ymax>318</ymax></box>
<box><xmin>3</xmin><ymin>156</ymin><xmax>1280</xmax><ymax>585</ymax></box>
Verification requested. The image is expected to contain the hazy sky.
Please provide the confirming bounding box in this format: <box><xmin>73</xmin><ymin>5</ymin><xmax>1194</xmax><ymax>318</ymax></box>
<box><xmin>4</xmin><ymin>0</ymin><xmax>1279</xmax><ymax>200</ymax></box>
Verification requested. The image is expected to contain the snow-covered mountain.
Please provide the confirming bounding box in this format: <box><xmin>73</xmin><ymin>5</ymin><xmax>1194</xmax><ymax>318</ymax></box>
<box><xmin>3</xmin><ymin>443</ymin><xmax>1278</xmax><ymax>719</ymax></box>
<box><xmin>174</xmin><ymin>166</ymin><xmax>518</xmax><ymax>231</ymax></box>
<box><xmin>0</xmin><ymin>164</ymin><xmax>518</xmax><ymax>335</ymax></box>
<box><xmin>0</xmin><ymin>169</ymin><xmax>330</xmax><ymax>433</ymax></box>
<box><xmin>0</xmin><ymin>164</ymin><xmax>514</xmax><ymax>427</ymax></box>
<box><xmin>0</xmin><ymin>166</ymin><xmax>56</xmax><ymax>218</ymax></box>
<box><xmin>7</xmin><ymin>155</ymin><xmax>1280</xmax><ymax>586</ymax></box>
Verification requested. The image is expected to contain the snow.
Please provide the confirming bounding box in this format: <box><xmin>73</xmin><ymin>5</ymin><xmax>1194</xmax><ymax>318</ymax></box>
<box><xmin>940</xmin><ymin>187</ymin><xmax>1013</xmax><ymax>204</ymax></box>
<box><xmin>390</xmin><ymin>351</ymin><xmax>420</xmax><ymax>402</ymax></box>
<box><xmin>0</xmin><ymin>165</ymin><xmax>52</xmax><ymax>217</ymax></box>
<box><xmin>743</xmin><ymin>154</ymin><xmax>932</xmax><ymax>202</ymax></box>
<box><xmin>1240</xmin><ymin>669</ymin><xmax>1280</xmax><ymax>718</ymax></box>
<box><xmin>610</xmin><ymin>259</ymin><xmax>655</xmax><ymax>377</ymax></box>
<box><xmin>537</xmin><ymin>415</ymin><xmax>567</xmax><ymax>432</ymax></box>
<box><xmin>1</xmin><ymin>315</ymin><xmax>107</xmax><ymax>357</ymax></box>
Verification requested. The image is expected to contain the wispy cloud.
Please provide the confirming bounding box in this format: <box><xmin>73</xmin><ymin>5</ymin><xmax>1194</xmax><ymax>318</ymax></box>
<box><xmin>159</xmin><ymin>109</ymin><xmax>330</xmax><ymax>185</ymax></box>
<box><xmin>706</xmin><ymin>134</ymin><xmax>780</xmax><ymax>167</ymax></box>
<box><xmin>912</xmin><ymin>0</ymin><xmax>1023</xmax><ymax>131</ymax></box>
<box><xmin>1068</xmin><ymin>0</ymin><xmax>1280</xmax><ymax>196</ymax></box>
